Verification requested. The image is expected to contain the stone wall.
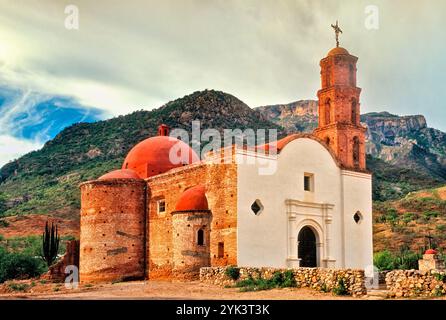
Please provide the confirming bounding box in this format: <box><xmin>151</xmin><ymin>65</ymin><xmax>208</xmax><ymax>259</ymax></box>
<box><xmin>200</xmin><ymin>266</ymin><xmax>367</xmax><ymax>297</ymax></box>
<box><xmin>386</xmin><ymin>270</ymin><xmax>446</xmax><ymax>298</ymax></box>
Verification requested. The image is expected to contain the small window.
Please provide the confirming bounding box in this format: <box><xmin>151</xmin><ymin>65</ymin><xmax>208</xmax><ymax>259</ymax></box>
<box><xmin>197</xmin><ymin>229</ymin><xmax>204</xmax><ymax>246</ymax></box>
<box><xmin>218</xmin><ymin>242</ymin><xmax>224</xmax><ymax>258</ymax></box>
<box><xmin>354</xmin><ymin>211</ymin><xmax>362</xmax><ymax>224</ymax></box>
<box><xmin>304</xmin><ymin>174</ymin><xmax>314</xmax><ymax>192</ymax></box>
<box><xmin>250</xmin><ymin>199</ymin><xmax>264</xmax><ymax>215</ymax></box>
<box><xmin>157</xmin><ymin>200</ymin><xmax>166</xmax><ymax>214</ymax></box>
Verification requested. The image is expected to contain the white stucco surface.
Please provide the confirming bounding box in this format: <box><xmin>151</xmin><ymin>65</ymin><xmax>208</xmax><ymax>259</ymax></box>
<box><xmin>236</xmin><ymin>137</ymin><xmax>373</xmax><ymax>270</ymax></box>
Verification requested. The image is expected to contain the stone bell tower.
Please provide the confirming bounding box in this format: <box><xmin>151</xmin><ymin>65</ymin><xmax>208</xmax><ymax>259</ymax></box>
<box><xmin>313</xmin><ymin>22</ymin><xmax>366</xmax><ymax>171</ymax></box>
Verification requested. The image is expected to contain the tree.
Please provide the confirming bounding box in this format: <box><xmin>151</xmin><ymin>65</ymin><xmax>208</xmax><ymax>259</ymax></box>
<box><xmin>0</xmin><ymin>193</ymin><xmax>7</xmax><ymax>217</ymax></box>
<box><xmin>41</xmin><ymin>221</ymin><xmax>60</xmax><ymax>267</ymax></box>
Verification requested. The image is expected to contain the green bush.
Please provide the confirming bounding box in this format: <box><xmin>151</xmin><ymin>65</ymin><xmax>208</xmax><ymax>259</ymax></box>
<box><xmin>234</xmin><ymin>270</ymin><xmax>296</xmax><ymax>292</ymax></box>
<box><xmin>0</xmin><ymin>248</ymin><xmax>47</xmax><ymax>283</ymax></box>
<box><xmin>434</xmin><ymin>273</ymin><xmax>446</xmax><ymax>282</ymax></box>
<box><xmin>374</xmin><ymin>251</ymin><xmax>396</xmax><ymax>271</ymax></box>
<box><xmin>436</xmin><ymin>224</ymin><xmax>446</xmax><ymax>232</ymax></box>
<box><xmin>385</xmin><ymin>208</ymin><xmax>399</xmax><ymax>221</ymax></box>
<box><xmin>423</xmin><ymin>211</ymin><xmax>440</xmax><ymax>220</ymax></box>
<box><xmin>225</xmin><ymin>266</ymin><xmax>240</xmax><ymax>281</ymax></box>
<box><xmin>332</xmin><ymin>278</ymin><xmax>348</xmax><ymax>296</ymax></box>
<box><xmin>8</xmin><ymin>282</ymin><xmax>30</xmax><ymax>291</ymax></box>
<box><xmin>395</xmin><ymin>249</ymin><xmax>420</xmax><ymax>270</ymax></box>
<box><xmin>402</xmin><ymin>213</ymin><xmax>415</xmax><ymax>224</ymax></box>
<box><xmin>374</xmin><ymin>249</ymin><xmax>421</xmax><ymax>271</ymax></box>
<box><xmin>0</xmin><ymin>193</ymin><xmax>7</xmax><ymax>217</ymax></box>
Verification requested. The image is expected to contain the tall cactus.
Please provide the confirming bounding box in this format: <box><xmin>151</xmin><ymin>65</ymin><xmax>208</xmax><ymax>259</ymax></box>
<box><xmin>42</xmin><ymin>221</ymin><xmax>60</xmax><ymax>267</ymax></box>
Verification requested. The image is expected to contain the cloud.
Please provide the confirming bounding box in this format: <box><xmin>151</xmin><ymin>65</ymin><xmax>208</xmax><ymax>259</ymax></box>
<box><xmin>0</xmin><ymin>134</ymin><xmax>43</xmax><ymax>167</ymax></box>
<box><xmin>0</xmin><ymin>85</ymin><xmax>105</xmax><ymax>166</ymax></box>
<box><xmin>0</xmin><ymin>0</ymin><xmax>445</xmax><ymax>132</ymax></box>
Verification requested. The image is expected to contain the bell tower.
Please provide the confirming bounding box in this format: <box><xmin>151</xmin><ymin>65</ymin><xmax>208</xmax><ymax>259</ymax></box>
<box><xmin>313</xmin><ymin>23</ymin><xmax>366</xmax><ymax>171</ymax></box>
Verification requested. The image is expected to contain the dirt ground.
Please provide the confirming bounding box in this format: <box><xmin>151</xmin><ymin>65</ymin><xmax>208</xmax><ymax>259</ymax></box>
<box><xmin>0</xmin><ymin>279</ymin><xmax>363</xmax><ymax>300</ymax></box>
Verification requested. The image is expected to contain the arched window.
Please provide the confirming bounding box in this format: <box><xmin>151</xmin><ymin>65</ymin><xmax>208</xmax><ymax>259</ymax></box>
<box><xmin>197</xmin><ymin>229</ymin><xmax>204</xmax><ymax>246</ymax></box>
<box><xmin>351</xmin><ymin>99</ymin><xmax>357</xmax><ymax>125</ymax></box>
<box><xmin>349</xmin><ymin>64</ymin><xmax>355</xmax><ymax>86</ymax></box>
<box><xmin>325</xmin><ymin>67</ymin><xmax>331</xmax><ymax>87</ymax></box>
<box><xmin>325</xmin><ymin>137</ymin><xmax>330</xmax><ymax>146</ymax></box>
<box><xmin>324</xmin><ymin>99</ymin><xmax>331</xmax><ymax>125</ymax></box>
<box><xmin>353</xmin><ymin>136</ymin><xmax>360</xmax><ymax>167</ymax></box>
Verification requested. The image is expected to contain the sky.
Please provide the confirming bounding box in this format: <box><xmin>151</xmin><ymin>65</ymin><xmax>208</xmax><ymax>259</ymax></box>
<box><xmin>0</xmin><ymin>0</ymin><xmax>445</xmax><ymax>166</ymax></box>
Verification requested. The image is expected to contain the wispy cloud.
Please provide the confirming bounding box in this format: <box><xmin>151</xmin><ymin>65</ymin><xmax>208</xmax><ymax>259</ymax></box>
<box><xmin>0</xmin><ymin>85</ymin><xmax>104</xmax><ymax>166</ymax></box>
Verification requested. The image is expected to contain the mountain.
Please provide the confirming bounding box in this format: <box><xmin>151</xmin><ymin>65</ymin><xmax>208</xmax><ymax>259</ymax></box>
<box><xmin>1</xmin><ymin>90</ymin><xmax>446</xmax><ymax>246</ymax></box>
<box><xmin>0</xmin><ymin>90</ymin><xmax>284</xmax><ymax>237</ymax></box>
<box><xmin>257</xmin><ymin>101</ymin><xmax>446</xmax><ymax>201</ymax></box>
<box><xmin>257</xmin><ymin>100</ymin><xmax>318</xmax><ymax>133</ymax></box>
<box><xmin>373</xmin><ymin>185</ymin><xmax>446</xmax><ymax>253</ymax></box>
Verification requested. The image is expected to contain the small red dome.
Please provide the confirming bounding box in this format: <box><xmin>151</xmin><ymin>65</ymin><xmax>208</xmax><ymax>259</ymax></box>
<box><xmin>98</xmin><ymin>169</ymin><xmax>141</xmax><ymax>180</ymax></box>
<box><xmin>327</xmin><ymin>47</ymin><xmax>349</xmax><ymax>56</ymax></box>
<box><xmin>175</xmin><ymin>185</ymin><xmax>209</xmax><ymax>211</ymax></box>
<box><xmin>122</xmin><ymin>126</ymin><xmax>200</xmax><ymax>179</ymax></box>
<box><xmin>425</xmin><ymin>249</ymin><xmax>437</xmax><ymax>255</ymax></box>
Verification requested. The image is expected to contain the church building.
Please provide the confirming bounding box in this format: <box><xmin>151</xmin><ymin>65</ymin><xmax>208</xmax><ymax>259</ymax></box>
<box><xmin>79</xmin><ymin>39</ymin><xmax>373</xmax><ymax>283</ymax></box>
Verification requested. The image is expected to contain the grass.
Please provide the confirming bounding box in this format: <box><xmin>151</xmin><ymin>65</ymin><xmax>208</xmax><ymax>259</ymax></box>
<box><xmin>8</xmin><ymin>282</ymin><xmax>30</xmax><ymax>292</ymax></box>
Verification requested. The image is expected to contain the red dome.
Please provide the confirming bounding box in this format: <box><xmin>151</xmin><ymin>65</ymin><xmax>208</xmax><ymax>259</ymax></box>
<box><xmin>98</xmin><ymin>169</ymin><xmax>141</xmax><ymax>180</ymax></box>
<box><xmin>327</xmin><ymin>47</ymin><xmax>349</xmax><ymax>56</ymax></box>
<box><xmin>122</xmin><ymin>128</ymin><xmax>199</xmax><ymax>179</ymax></box>
<box><xmin>425</xmin><ymin>249</ymin><xmax>437</xmax><ymax>255</ymax></box>
<box><xmin>175</xmin><ymin>185</ymin><xmax>209</xmax><ymax>211</ymax></box>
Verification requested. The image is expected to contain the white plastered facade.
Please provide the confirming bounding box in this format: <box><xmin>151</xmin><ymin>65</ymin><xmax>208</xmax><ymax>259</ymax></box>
<box><xmin>236</xmin><ymin>137</ymin><xmax>373</xmax><ymax>270</ymax></box>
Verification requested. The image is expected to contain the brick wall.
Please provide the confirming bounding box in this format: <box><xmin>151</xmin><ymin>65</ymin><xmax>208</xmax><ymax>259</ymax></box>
<box><xmin>79</xmin><ymin>179</ymin><xmax>146</xmax><ymax>283</ymax></box>
<box><xmin>146</xmin><ymin>162</ymin><xmax>237</xmax><ymax>279</ymax></box>
<box><xmin>171</xmin><ymin>211</ymin><xmax>212</xmax><ymax>280</ymax></box>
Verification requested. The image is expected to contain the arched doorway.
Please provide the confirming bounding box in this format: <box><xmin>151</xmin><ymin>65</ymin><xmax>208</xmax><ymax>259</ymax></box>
<box><xmin>298</xmin><ymin>226</ymin><xmax>317</xmax><ymax>267</ymax></box>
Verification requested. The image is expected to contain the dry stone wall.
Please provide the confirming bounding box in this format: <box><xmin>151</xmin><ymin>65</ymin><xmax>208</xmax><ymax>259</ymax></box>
<box><xmin>200</xmin><ymin>266</ymin><xmax>367</xmax><ymax>297</ymax></box>
<box><xmin>386</xmin><ymin>270</ymin><xmax>446</xmax><ymax>298</ymax></box>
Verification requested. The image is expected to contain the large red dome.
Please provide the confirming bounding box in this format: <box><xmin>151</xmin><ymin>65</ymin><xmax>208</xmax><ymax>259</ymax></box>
<box><xmin>122</xmin><ymin>125</ymin><xmax>199</xmax><ymax>179</ymax></box>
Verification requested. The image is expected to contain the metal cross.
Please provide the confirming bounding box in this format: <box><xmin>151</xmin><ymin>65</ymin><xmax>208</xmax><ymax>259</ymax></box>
<box><xmin>331</xmin><ymin>20</ymin><xmax>343</xmax><ymax>47</ymax></box>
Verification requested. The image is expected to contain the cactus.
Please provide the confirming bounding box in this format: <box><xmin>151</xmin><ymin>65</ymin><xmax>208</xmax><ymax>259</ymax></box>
<box><xmin>42</xmin><ymin>221</ymin><xmax>60</xmax><ymax>267</ymax></box>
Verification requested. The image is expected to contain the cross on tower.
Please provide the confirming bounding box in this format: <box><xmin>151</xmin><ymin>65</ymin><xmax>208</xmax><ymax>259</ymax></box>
<box><xmin>331</xmin><ymin>20</ymin><xmax>343</xmax><ymax>47</ymax></box>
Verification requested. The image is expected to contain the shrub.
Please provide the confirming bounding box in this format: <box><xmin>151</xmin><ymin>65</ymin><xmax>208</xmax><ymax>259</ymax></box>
<box><xmin>281</xmin><ymin>270</ymin><xmax>297</xmax><ymax>288</ymax></box>
<box><xmin>8</xmin><ymin>282</ymin><xmax>30</xmax><ymax>291</ymax></box>
<box><xmin>436</xmin><ymin>224</ymin><xmax>446</xmax><ymax>232</ymax></box>
<box><xmin>374</xmin><ymin>251</ymin><xmax>395</xmax><ymax>271</ymax></box>
<box><xmin>402</xmin><ymin>213</ymin><xmax>415</xmax><ymax>224</ymax></box>
<box><xmin>385</xmin><ymin>208</ymin><xmax>398</xmax><ymax>221</ymax></box>
<box><xmin>422</xmin><ymin>211</ymin><xmax>440</xmax><ymax>220</ymax></box>
<box><xmin>434</xmin><ymin>273</ymin><xmax>446</xmax><ymax>282</ymax></box>
<box><xmin>395</xmin><ymin>250</ymin><xmax>420</xmax><ymax>270</ymax></box>
<box><xmin>225</xmin><ymin>266</ymin><xmax>240</xmax><ymax>281</ymax></box>
<box><xmin>332</xmin><ymin>278</ymin><xmax>348</xmax><ymax>296</ymax></box>
<box><xmin>234</xmin><ymin>271</ymin><xmax>297</xmax><ymax>292</ymax></box>
<box><xmin>0</xmin><ymin>249</ymin><xmax>46</xmax><ymax>283</ymax></box>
